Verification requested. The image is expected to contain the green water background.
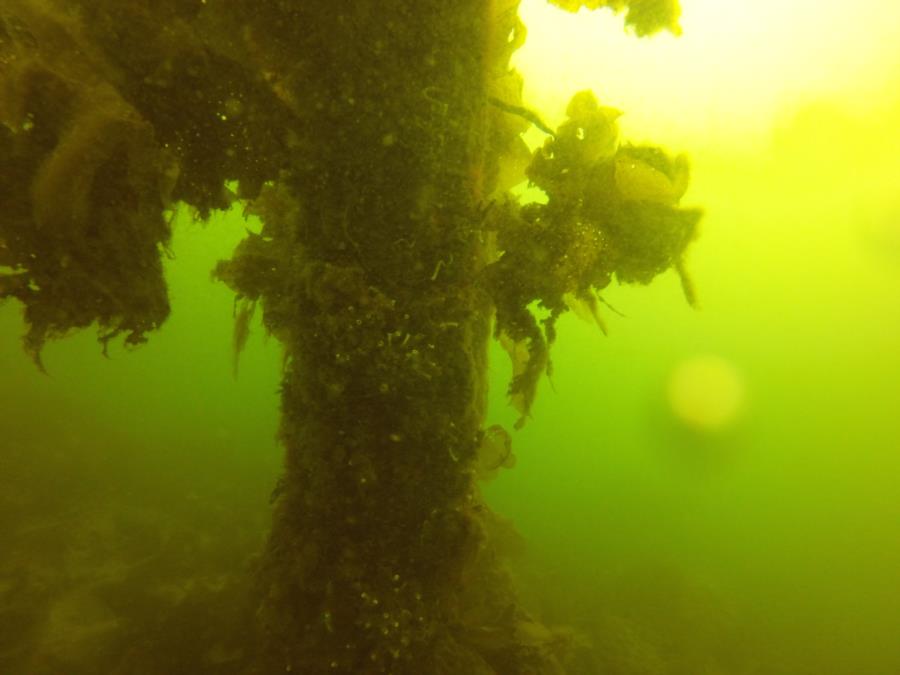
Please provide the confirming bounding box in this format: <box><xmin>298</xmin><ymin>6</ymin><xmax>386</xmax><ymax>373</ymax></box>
<box><xmin>3</xmin><ymin>144</ymin><xmax>899</xmax><ymax>672</ymax></box>
<box><xmin>4</xmin><ymin>3</ymin><xmax>900</xmax><ymax>672</ymax></box>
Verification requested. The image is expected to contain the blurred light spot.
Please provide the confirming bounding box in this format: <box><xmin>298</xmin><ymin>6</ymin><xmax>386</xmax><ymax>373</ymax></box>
<box><xmin>667</xmin><ymin>354</ymin><xmax>745</xmax><ymax>432</ymax></box>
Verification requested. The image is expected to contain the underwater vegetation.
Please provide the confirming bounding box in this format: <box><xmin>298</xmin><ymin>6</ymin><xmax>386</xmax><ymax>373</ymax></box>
<box><xmin>486</xmin><ymin>89</ymin><xmax>699</xmax><ymax>426</ymax></box>
<box><xmin>548</xmin><ymin>0</ymin><xmax>683</xmax><ymax>36</ymax></box>
<box><xmin>0</xmin><ymin>4</ymin><xmax>172</xmax><ymax>365</ymax></box>
<box><xmin>1</xmin><ymin>0</ymin><xmax>698</xmax><ymax>673</ymax></box>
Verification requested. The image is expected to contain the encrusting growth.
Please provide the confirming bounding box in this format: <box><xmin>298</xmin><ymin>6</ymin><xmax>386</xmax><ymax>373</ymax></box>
<box><xmin>486</xmin><ymin>90</ymin><xmax>700</xmax><ymax>427</ymax></box>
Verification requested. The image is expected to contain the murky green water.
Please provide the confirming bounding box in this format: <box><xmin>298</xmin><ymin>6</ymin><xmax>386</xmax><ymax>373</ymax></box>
<box><xmin>3</xmin><ymin>1</ymin><xmax>900</xmax><ymax>673</ymax></box>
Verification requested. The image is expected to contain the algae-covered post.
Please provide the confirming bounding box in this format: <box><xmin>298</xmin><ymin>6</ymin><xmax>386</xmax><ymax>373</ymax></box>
<box><xmin>0</xmin><ymin>0</ymin><xmax>697</xmax><ymax>672</ymax></box>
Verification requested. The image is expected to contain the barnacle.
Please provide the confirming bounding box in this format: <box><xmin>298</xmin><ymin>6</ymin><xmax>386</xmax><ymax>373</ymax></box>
<box><xmin>475</xmin><ymin>424</ymin><xmax>516</xmax><ymax>480</ymax></box>
<box><xmin>614</xmin><ymin>150</ymin><xmax>689</xmax><ymax>204</ymax></box>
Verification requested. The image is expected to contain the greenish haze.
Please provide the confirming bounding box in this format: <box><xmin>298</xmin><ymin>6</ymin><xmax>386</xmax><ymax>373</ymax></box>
<box><xmin>484</xmin><ymin>147</ymin><xmax>900</xmax><ymax>673</ymax></box>
<box><xmin>3</xmin><ymin>1</ymin><xmax>900</xmax><ymax>672</ymax></box>
<box><xmin>5</xmin><ymin>135</ymin><xmax>900</xmax><ymax>672</ymax></box>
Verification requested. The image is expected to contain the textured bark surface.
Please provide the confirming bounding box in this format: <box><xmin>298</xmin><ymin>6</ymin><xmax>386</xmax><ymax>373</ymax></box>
<box><xmin>223</xmin><ymin>4</ymin><xmax>568</xmax><ymax>672</ymax></box>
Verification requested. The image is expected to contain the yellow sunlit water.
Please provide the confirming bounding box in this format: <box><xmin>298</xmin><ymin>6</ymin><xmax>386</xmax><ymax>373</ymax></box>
<box><xmin>515</xmin><ymin>0</ymin><xmax>900</xmax><ymax>151</ymax></box>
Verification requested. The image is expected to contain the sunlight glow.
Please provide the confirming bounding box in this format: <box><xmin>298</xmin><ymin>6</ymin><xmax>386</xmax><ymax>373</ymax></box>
<box><xmin>514</xmin><ymin>0</ymin><xmax>900</xmax><ymax>152</ymax></box>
